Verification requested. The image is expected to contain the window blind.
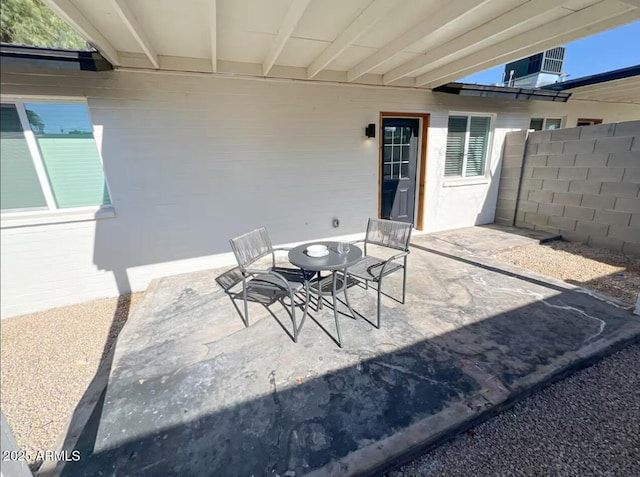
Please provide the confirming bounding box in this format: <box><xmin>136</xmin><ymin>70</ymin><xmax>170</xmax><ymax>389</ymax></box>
<box><xmin>444</xmin><ymin>116</ymin><xmax>467</xmax><ymax>176</ymax></box>
<box><xmin>465</xmin><ymin>116</ymin><xmax>490</xmax><ymax>177</ymax></box>
<box><xmin>25</xmin><ymin>103</ymin><xmax>110</xmax><ymax>209</ymax></box>
<box><xmin>0</xmin><ymin>104</ymin><xmax>47</xmax><ymax>210</ymax></box>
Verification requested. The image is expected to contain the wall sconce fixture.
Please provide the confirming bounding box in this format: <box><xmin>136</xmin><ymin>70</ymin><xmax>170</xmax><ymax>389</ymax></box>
<box><xmin>365</xmin><ymin>123</ymin><xmax>376</xmax><ymax>138</ymax></box>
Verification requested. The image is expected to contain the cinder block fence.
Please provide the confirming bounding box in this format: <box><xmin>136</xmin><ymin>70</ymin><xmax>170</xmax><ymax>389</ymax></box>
<box><xmin>495</xmin><ymin>120</ymin><xmax>640</xmax><ymax>255</ymax></box>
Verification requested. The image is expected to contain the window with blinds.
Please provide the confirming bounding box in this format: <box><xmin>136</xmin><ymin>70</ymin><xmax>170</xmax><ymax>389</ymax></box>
<box><xmin>444</xmin><ymin>114</ymin><xmax>491</xmax><ymax>178</ymax></box>
<box><xmin>0</xmin><ymin>101</ymin><xmax>111</xmax><ymax>212</ymax></box>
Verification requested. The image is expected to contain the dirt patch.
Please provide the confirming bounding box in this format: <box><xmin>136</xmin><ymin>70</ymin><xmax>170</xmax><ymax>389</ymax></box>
<box><xmin>0</xmin><ymin>293</ymin><xmax>142</xmax><ymax>472</ymax></box>
<box><xmin>494</xmin><ymin>240</ymin><xmax>640</xmax><ymax>304</ymax></box>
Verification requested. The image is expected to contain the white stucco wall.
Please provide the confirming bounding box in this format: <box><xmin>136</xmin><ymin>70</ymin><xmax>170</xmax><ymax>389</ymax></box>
<box><xmin>1</xmin><ymin>67</ymin><xmax>638</xmax><ymax>317</ymax></box>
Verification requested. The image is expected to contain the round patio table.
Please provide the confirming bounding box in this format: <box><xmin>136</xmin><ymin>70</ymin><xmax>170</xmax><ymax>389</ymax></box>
<box><xmin>288</xmin><ymin>241</ymin><xmax>362</xmax><ymax>347</ymax></box>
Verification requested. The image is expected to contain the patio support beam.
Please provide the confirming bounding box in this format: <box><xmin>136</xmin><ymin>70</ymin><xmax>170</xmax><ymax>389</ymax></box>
<box><xmin>42</xmin><ymin>0</ymin><xmax>119</xmax><ymax>65</ymax></box>
<box><xmin>416</xmin><ymin>1</ymin><xmax>637</xmax><ymax>87</ymax></box>
<box><xmin>307</xmin><ymin>0</ymin><xmax>399</xmax><ymax>79</ymax></box>
<box><xmin>582</xmin><ymin>84</ymin><xmax>640</xmax><ymax>101</ymax></box>
<box><xmin>567</xmin><ymin>77</ymin><xmax>640</xmax><ymax>94</ymax></box>
<box><xmin>211</xmin><ymin>0</ymin><xmax>217</xmax><ymax>72</ymax></box>
<box><xmin>346</xmin><ymin>0</ymin><xmax>489</xmax><ymax>83</ymax></box>
<box><xmin>383</xmin><ymin>0</ymin><xmax>564</xmax><ymax>85</ymax></box>
<box><xmin>262</xmin><ymin>0</ymin><xmax>312</xmax><ymax>76</ymax></box>
<box><xmin>110</xmin><ymin>0</ymin><xmax>159</xmax><ymax>69</ymax></box>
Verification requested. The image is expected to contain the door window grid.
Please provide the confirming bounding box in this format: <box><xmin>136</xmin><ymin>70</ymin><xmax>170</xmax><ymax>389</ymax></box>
<box><xmin>383</xmin><ymin>126</ymin><xmax>411</xmax><ymax>179</ymax></box>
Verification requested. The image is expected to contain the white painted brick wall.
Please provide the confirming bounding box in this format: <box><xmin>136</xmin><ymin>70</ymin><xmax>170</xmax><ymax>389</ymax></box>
<box><xmin>2</xmin><ymin>68</ymin><xmax>639</xmax><ymax>318</ymax></box>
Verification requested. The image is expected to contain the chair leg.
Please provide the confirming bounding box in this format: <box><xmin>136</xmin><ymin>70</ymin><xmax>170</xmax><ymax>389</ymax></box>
<box><xmin>376</xmin><ymin>277</ymin><xmax>383</xmax><ymax>329</ymax></box>
<box><xmin>317</xmin><ymin>271</ymin><xmax>323</xmax><ymax>310</ymax></box>
<box><xmin>296</xmin><ymin>280</ymin><xmax>311</xmax><ymax>338</ymax></box>
<box><xmin>242</xmin><ymin>277</ymin><xmax>249</xmax><ymax>327</ymax></box>
<box><xmin>290</xmin><ymin>289</ymin><xmax>298</xmax><ymax>343</ymax></box>
<box><xmin>342</xmin><ymin>272</ymin><xmax>357</xmax><ymax>320</ymax></box>
<box><xmin>402</xmin><ymin>256</ymin><xmax>407</xmax><ymax>305</ymax></box>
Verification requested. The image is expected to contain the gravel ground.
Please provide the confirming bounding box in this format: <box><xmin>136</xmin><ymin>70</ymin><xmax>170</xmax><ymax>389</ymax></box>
<box><xmin>0</xmin><ymin>293</ymin><xmax>141</xmax><ymax>472</ymax></box>
<box><xmin>389</xmin><ymin>343</ymin><xmax>640</xmax><ymax>477</ymax></box>
<box><xmin>494</xmin><ymin>240</ymin><xmax>640</xmax><ymax>304</ymax></box>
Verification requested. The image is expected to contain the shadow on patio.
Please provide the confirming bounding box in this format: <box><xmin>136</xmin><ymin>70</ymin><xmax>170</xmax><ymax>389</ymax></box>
<box><xmin>43</xmin><ymin>236</ymin><xmax>640</xmax><ymax>477</ymax></box>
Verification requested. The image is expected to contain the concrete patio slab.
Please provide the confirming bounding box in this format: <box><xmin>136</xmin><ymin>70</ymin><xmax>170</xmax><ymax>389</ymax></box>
<box><xmin>44</xmin><ymin>226</ymin><xmax>640</xmax><ymax>477</ymax></box>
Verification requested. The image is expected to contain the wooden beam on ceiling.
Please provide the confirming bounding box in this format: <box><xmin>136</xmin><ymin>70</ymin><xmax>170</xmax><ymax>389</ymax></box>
<box><xmin>110</xmin><ymin>0</ymin><xmax>159</xmax><ymax>68</ymax></box>
<box><xmin>42</xmin><ymin>0</ymin><xmax>119</xmax><ymax>65</ymax></box>
<box><xmin>576</xmin><ymin>84</ymin><xmax>640</xmax><ymax>101</ymax></box>
<box><xmin>262</xmin><ymin>0</ymin><xmax>313</xmax><ymax>76</ymax></box>
<box><xmin>347</xmin><ymin>0</ymin><xmax>489</xmax><ymax>82</ymax></box>
<box><xmin>383</xmin><ymin>0</ymin><xmax>564</xmax><ymax>84</ymax></box>
<box><xmin>417</xmin><ymin>1</ymin><xmax>636</xmax><ymax>87</ymax></box>
<box><xmin>307</xmin><ymin>0</ymin><xmax>400</xmax><ymax>79</ymax></box>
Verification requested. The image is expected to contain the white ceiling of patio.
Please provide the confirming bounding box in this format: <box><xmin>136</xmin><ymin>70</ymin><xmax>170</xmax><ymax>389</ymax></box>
<box><xmin>43</xmin><ymin>0</ymin><xmax>640</xmax><ymax>89</ymax></box>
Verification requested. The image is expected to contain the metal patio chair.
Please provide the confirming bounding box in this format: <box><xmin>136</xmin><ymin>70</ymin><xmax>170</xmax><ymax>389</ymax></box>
<box><xmin>347</xmin><ymin>218</ymin><xmax>412</xmax><ymax>329</ymax></box>
<box><xmin>227</xmin><ymin>227</ymin><xmax>311</xmax><ymax>342</ymax></box>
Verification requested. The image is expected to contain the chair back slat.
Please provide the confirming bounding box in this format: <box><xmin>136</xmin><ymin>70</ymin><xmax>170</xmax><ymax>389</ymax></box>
<box><xmin>365</xmin><ymin>218</ymin><xmax>412</xmax><ymax>251</ymax></box>
<box><xmin>229</xmin><ymin>227</ymin><xmax>273</xmax><ymax>270</ymax></box>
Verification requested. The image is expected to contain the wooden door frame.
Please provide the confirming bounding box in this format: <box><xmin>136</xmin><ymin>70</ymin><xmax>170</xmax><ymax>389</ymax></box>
<box><xmin>378</xmin><ymin>112</ymin><xmax>430</xmax><ymax>231</ymax></box>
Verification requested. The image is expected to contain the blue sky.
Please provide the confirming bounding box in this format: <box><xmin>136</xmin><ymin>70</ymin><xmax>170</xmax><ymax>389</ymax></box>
<box><xmin>459</xmin><ymin>20</ymin><xmax>640</xmax><ymax>85</ymax></box>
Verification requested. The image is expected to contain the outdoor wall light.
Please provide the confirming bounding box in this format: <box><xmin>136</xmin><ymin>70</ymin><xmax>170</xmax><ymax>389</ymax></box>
<box><xmin>365</xmin><ymin>123</ymin><xmax>376</xmax><ymax>138</ymax></box>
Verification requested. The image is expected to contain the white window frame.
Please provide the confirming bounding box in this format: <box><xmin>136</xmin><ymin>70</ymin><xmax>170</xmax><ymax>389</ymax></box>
<box><xmin>444</xmin><ymin>112</ymin><xmax>494</xmax><ymax>183</ymax></box>
<box><xmin>530</xmin><ymin>117</ymin><xmax>563</xmax><ymax>131</ymax></box>
<box><xmin>0</xmin><ymin>96</ymin><xmax>115</xmax><ymax>228</ymax></box>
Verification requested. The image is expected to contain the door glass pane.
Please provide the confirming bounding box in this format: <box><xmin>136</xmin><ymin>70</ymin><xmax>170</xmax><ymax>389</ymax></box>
<box><xmin>400</xmin><ymin>127</ymin><xmax>411</xmax><ymax>144</ymax></box>
<box><xmin>394</xmin><ymin>127</ymin><xmax>403</xmax><ymax>144</ymax></box>
<box><xmin>391</xmin><ymin>145</ymin><xmax>397</xmax><ymax>162</ymax></box>
<box><xmin>400</xmin><ymin>162</ymin><xmax>409</xmax><ymax>179</ymax></box>
<box><xmin>383</xmin><ymin>145</ymin><xmax>392</xmax><ymax>164</ymax></box>
<box><xmin>402</xmin><ymin>145</ymin><xmax>410</xmax><ymax>161</ymax></box>
<box><xmin>0</xmin><ymin>104</ymin><xmax>47</xmax><ymax>210</ymax></box>
<box><xmin>384</xmin><ymin>127</ymin><xmax>393</xmax><ymax>143</ymax></box>
<box><xmin>444</xmin><ymin>116</ymin><xmax>467</xmax><ymax>177</ymax></box>
<box><xmin>25</xmin><ymin>103</ymin><xmax>111</xmax><ymax>208</ymax></box>
<box><xmin>392</xmin><ymin>163</ymin><xmax>399</xmax><ymax>179</ymax></box>
<box><xmin>383</xmin><ymin>163</ymin><xmax>392</xmax><ymax>179</ymax></box>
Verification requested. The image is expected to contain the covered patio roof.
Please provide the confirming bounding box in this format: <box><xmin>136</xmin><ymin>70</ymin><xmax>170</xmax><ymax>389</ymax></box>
<box><xmin>541</xmin><ymin>64</ymin><xmax>640</xmax><ymax>104</ymax></box>
<box><xmin>42</xmin><ymin>0</ymin><xmax>640</xmax><ymax>88</ymax></box>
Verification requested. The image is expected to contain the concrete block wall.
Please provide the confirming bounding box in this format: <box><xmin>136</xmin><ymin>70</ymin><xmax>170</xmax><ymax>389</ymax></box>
<box><xmin>495</xmin><ymin>120</ymin><xmax>640</xmax><ymax>255</ymax></box>
<box><xmin>495</xmin><ymin>130</ymin><xmax>529</xmax><ymax>225</ymax></box>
